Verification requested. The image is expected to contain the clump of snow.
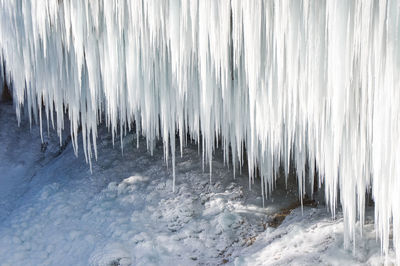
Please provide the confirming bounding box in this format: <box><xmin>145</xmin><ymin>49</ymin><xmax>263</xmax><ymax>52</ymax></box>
<box><xmin>236</xmin><ymin>208</ymin><xmax>396</xmax><ymax>266</ymax></box>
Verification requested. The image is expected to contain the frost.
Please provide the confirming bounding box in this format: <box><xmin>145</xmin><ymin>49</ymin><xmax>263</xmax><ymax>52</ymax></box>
<box><xmin>0</xmin><ymin>0</ymin><xmax>399</xmax><ymax>263</ymax></box>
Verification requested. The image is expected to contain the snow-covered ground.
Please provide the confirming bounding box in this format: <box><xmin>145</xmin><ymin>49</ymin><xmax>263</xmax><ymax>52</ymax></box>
<box><xmin>0</xmin><ymin>102</ymin><xmax>394</xmax><ymax>265</ymax></box>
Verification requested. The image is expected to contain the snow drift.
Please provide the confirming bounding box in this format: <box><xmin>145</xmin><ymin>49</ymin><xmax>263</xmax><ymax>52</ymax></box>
<box><xmin>0</xmin><ymin>0</ymin><xmax>399</xmax><ymax>263</ymax></box>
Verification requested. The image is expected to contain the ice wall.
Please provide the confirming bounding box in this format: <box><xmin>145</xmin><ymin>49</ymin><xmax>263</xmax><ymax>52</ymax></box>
<box><xmin>0</xmin><ymin>0</ymin><xmax>399</xmax><ymax>262</ymax></box>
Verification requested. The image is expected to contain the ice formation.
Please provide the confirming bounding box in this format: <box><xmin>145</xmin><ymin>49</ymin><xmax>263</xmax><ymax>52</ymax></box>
<box><xmin>0</xmin><ymin>0</ymin><xmax>399</xmax><ymax>262</ymax></box>
<box><xmin>0</xmin><ymin>63</ymin><xmax>3</xmax><ymax>98</ymax></box>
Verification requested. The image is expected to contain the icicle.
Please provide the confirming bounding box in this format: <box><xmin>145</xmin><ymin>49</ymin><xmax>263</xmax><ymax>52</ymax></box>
<box><xmin>0</xmin><ymin>59</ymin><xmax>3</xmax><ymax>99</ymax></box>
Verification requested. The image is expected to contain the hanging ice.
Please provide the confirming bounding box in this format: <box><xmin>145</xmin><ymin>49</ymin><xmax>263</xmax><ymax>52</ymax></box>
<box><xmin>1</xmin><ymin>0</ymin><xmax>399</xmax><ymax>263</ymax></box>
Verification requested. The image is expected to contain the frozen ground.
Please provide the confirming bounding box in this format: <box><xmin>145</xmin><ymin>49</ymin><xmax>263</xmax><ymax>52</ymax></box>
<box><xmin>0</xmin><ymin>102</ymin><xmax>395</xmax><ymax>265</ymax></box>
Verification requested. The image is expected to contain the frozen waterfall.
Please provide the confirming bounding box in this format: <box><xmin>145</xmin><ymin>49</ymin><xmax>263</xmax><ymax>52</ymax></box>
<box><xmin>1</xmin><ymin>0</ymin><xmax>399</xmax><ymax>263</ymax></box>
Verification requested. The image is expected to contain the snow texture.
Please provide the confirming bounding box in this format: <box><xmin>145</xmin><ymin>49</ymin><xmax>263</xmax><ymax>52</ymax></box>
<box><xmin>0</xmin><ymin>0</ymin><xmax>399</xmax><ymax>263</ymax></box>
<box><xmin>0</xmin><ymin>103</ymin><xmax>393</xmax><ymax>265</ymax></box>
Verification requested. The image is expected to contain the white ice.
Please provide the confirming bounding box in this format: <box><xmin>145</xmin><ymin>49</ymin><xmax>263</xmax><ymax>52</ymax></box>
<box><xmin>0</xmin><ymin>0</ymin><xmax>399</xmax><ymax>263</ymax></box>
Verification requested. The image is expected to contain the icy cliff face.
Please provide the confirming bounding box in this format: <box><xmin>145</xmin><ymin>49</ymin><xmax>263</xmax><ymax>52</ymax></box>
<box><xmin>0</xmin><ymin>0</ymin><xmax>399</xmax><ymax>262</ymax></box>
